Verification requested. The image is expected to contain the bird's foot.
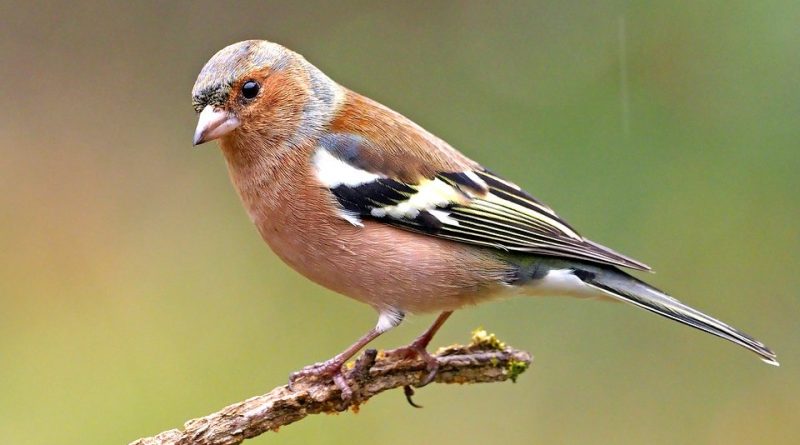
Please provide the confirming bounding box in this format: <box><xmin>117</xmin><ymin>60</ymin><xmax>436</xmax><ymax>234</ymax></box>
<box><xmin>288</xmin><ymin>359</ymin><xmax>353</xmax><ymax>400</ymax></box>
<box><xmin>387</xmin><ymin>342</ymin><xmax>440</xmax><ymax>387</ymax></box>
<box><xmin>386</xmin><ymin>342</ymin><xmax>439</xmax><ymax>408</ymax></box>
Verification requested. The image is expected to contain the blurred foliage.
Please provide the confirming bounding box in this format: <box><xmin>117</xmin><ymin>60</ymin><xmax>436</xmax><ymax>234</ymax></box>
<box><xmin>0</xmin><ymin>1</ymin><xmax>798</xmax><ymax>444</ymax></box>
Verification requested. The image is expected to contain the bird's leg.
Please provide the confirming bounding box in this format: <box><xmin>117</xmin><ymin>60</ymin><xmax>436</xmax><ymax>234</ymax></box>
<box><xmin>288</xmin><ymin>309</ymin><xmax>404</xmax><ymax>400</ymax></box>
<box><xmin>389</xmin><ymin>311</ymin><xmax>453</xmax><ymax>387</ymax></box>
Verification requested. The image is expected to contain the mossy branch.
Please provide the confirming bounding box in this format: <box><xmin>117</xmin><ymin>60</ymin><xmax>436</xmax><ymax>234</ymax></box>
<box><xmin>129</xmin><ymin>330</ymin><xmax>532</xmax><ymax>445</ymax></box>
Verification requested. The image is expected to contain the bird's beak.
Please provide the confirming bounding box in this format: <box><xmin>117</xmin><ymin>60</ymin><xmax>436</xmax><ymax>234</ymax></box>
<box><xmin>193</xmin><ymin>106</ymin><xmax>240</xmax><ymax>146</ymax></box>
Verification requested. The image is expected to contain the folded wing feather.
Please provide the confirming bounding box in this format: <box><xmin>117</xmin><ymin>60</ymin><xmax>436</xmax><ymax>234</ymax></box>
<box><xmin>312</xmin><ymin>138</ymin><xmax>651</xmax><ymax>272</ymax></box>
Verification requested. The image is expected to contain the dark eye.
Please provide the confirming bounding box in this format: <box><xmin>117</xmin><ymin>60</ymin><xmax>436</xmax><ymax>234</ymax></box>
<box><xmin>241</xmin><ymin>81</ymin><xmax>259</xmax><ymax>99</ymax></box>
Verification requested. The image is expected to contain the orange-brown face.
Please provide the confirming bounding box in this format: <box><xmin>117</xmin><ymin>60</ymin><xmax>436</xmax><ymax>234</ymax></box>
<box><xmin>191</xmin><ymin>40</ymin><xmax>309</xmax><ymax>147</ymax></box>
<box><xmin>227</xmin><ymin>68</ymin><xmax>309</xmax><ymax>147</ymax></box>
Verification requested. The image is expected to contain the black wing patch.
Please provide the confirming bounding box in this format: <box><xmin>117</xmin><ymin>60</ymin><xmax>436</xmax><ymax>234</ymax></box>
<box><xmin>331</xmin><ymin>179</ymin><xmax>414</xmax><ymax>213</ymax></box>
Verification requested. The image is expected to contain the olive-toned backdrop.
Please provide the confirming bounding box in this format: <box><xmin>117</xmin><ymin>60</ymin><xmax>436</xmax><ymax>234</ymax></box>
<box><xmin>1</xmin><ymin>1</ymin><xmax>797</xmax><ymax>444</ymax></box>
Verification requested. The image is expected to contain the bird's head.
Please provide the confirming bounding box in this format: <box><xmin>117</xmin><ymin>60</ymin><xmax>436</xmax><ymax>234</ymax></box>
<box><xmin>191</xmin><ymin>40</ymin><xmax>342</xmax><ymax>148</ymax></box>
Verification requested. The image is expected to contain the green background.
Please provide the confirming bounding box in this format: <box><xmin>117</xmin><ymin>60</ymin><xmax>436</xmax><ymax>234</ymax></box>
<box><xmin>1</xmin><ymin>1</ymin><xmax>798</xmax><ymax>444</ymax></box>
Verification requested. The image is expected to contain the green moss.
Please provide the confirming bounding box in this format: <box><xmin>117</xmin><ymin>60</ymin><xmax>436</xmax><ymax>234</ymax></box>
<box><xmin>469</xmin><ymin>328</ymin><xmax>529</xmax><ymax>382</ymax></box>
<box><xmin>506</xmin><ymin>358</ymin><xmax>528</xmax><ymax>383</ymax></box>
<box><xmin>470</xmin><ymin>327</ymin><xmax>506</xmax><ymax>351</ymax></box>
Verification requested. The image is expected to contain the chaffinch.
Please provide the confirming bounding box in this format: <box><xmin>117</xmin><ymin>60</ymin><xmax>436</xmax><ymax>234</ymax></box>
<box><xmin>191</xmin><ymin>40</ymin><xmax>777</xmax><ymax>395</ymax></box>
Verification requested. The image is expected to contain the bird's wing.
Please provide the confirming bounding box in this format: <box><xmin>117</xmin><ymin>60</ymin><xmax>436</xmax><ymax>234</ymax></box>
<box><xmin>314</xmin><ymin>132</ymin><xmax>650</xmax><ymax>271</ymax></box>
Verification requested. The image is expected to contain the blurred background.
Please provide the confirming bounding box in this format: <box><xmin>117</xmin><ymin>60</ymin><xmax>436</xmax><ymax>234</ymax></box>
<box><xmin>1</xmin><ymin>1</ymin><xmax>798</xmax><ymax>444</ymax></box>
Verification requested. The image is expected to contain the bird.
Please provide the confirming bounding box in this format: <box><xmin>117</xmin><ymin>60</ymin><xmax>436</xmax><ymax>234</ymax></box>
<box><xmin>191</xmin><ymin>40</ymin><xmax>777</xmax><ymax>397</ymax></box>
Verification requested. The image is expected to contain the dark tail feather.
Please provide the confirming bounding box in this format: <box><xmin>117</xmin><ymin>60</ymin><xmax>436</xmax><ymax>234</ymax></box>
<box><xmin>574</xmin><ymin>265</ymin><xmax>779</xmax><ymax>366</ymax></box>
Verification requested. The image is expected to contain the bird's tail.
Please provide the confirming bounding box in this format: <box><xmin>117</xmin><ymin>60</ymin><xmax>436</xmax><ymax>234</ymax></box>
<box><xmin>571</xmin><ymin>264</ymin><xmax>779</xmax><ymax>366</ymax></box>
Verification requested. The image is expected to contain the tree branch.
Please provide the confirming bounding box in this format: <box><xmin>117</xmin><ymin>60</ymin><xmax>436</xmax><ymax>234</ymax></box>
<box><xmin>130</xmin><ymin>330</ymin><xmax>532</xmax><ymax>445</ymax></box>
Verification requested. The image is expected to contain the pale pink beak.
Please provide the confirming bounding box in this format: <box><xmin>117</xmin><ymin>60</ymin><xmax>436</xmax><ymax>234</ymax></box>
<box><xmin>193</xmin><ymin>105</ymin><xmax>240</xmax><ymax>146</ymax></box>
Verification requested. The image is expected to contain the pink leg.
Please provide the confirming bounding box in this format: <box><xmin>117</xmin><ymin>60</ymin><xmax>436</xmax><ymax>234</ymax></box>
<box><xmin>289</xmin><ymin>310</ymin><xmax>404</xmax><ymax>400</ymax></box>
<box><xmin>411</xmin><ymin>311</ymin><xmax>453</xmax><ymax>350</ymax></box>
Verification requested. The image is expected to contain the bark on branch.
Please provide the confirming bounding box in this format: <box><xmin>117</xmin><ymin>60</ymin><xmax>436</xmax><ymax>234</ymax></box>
<box><xmin>130</xmin><ymin>330</ymin><xmax>532</xmax><ymax>445</ymax></box>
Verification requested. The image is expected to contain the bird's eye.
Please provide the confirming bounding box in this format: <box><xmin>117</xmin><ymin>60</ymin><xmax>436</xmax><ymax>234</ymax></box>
<box><xmin>241</xmin><ymin>81</ymin><xmax>259</xmax><ymax>99</ymax></box>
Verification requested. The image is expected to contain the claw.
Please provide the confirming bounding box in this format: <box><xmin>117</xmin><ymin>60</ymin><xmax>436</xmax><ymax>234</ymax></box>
<box><xmin>332</xmin><ymin>373</ymin><xmax>352</xmax><ymax>401</ymax></box>
<box><xmin>398</xmin><ymin>347</ymin><xmax>437</xmax><ymax>408</ymax></box>
<box><xmin>416</xmin><ymin>349</ymin><xmax>439</xmax><ymax>387</ymax></box>
<box><xmin>403</xmin><ymin>385</ymin><xmax>423</xmax><ymax>408</ymax></box>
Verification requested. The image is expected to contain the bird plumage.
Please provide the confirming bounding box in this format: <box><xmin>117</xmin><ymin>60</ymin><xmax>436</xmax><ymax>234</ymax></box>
<box><xmin>190</xmin><ymin>40</ymin><xmax>777</xmax><ymax>393</ymax></box>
